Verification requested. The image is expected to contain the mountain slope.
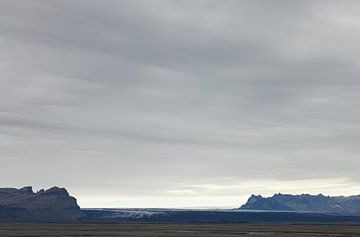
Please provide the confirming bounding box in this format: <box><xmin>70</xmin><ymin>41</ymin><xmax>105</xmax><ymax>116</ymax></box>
<box><xmin>240</xmin><ymin>193</ymin><xmax>360</xmax><ymax>214</ymax></box>
<box><xmin>0</xmin><ymin>186</ymin><xmax>84</xmax><ymax>221</ymax></box>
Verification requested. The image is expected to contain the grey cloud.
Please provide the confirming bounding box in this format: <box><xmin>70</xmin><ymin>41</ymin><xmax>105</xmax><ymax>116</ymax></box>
<box><xmin>1</xmin><ymin>0</ymin><xmax>360</xmax><ymax>207</ymax></box>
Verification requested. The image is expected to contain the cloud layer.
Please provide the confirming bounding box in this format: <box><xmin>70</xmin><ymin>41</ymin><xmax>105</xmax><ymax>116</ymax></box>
<box><xmin>1</xmin><ymin>0</ymin><xmax>360</xmax><ymax>207</ymax></box>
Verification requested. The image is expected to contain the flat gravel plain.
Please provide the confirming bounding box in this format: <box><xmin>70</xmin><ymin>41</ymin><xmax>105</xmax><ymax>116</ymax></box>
<box><xmin>0</xmin><ymin>223</ymin><xmax>360</xmax><ymax>237</ymax></box>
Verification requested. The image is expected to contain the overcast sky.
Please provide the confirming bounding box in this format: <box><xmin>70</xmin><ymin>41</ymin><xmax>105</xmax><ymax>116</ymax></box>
<box><xmin>1</xmin><ymin>0</ymin><xmax>360</xmax><ymax>208</ymax></box>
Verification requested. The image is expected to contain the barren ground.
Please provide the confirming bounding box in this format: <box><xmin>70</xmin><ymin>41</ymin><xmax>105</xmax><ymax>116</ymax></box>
<box><xmin>1</xmin><ymin>223</ymin><xmax>360</xmax><ymax>237</ymax></box>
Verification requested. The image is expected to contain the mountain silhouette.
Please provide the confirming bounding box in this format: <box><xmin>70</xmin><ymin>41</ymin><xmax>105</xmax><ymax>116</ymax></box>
<box><xmin>240</xmin><ymin>193</ymin><xmax>360</xmax><ymax>214</ymax></box>
<box><xmin>0</xmin><ymin>186</ymin><xmax>84</xmax><ymax>221</ymax></box>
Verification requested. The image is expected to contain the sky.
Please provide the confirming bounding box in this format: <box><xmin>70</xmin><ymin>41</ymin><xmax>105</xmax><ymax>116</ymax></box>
<box><xmin>1</xmin><ymin>0</ymin><xmax>360</xmax><ymax>208</ymax></box>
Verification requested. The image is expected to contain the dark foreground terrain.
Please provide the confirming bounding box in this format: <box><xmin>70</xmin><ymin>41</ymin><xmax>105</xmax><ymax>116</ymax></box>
<box><xmin>1</xmin><ymin>223</ymin><xmax>360</xmax><ymax>237</ymax></box>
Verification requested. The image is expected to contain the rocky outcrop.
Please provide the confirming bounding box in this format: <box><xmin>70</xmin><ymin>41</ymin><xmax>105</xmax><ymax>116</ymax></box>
<box><xmin>240</xmin><ymin>193</ymin><xmax>360</xmax><ymax>214</ymax></box>
<box><xmin>0</xmin><ymin>186</ymin><xmax>85</xmax><ymax>221</ymax></box>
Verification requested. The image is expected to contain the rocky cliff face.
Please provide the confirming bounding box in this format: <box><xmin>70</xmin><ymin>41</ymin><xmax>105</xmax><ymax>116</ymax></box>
<box><xmin>0</xmin><ymin>186</ymin><xmax>85</xmax><ymax>221</ymax></box>
<box><xmin>240</xmin><ymin>193</ymin><xmax>360</xmax><ymax>214</ymax></box>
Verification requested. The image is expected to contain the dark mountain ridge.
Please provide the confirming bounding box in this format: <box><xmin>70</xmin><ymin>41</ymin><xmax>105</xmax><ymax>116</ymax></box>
<box><xmin>0</xmin><ymin>186</ymin><xmax>84</xmax><ymax>221</ymax></box>
<box><xmin>240</xmin><ymin>193</ymin><xmax>360</xmax><ymax>214</ymax></box>
<box><xmin>2</xmin><ymin>187</ymin><xmax>360</xmax><ymax>222</ymax></box>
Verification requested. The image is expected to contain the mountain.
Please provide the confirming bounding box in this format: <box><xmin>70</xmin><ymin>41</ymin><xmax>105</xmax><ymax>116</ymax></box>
<box><xmin>240</xmin><ymin>193</ymin><xmax>360</xmax><ymax>214</ymax></box>
<box><xmin>0</xmin><ymin>186</ymin><xmax>85</xmax><ymax>221</ymax></box>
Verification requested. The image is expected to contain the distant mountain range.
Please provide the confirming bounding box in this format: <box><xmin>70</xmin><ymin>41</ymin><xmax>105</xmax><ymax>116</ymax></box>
<box><xmin>2</xmin><ymin>186</ymin><xmax>360</xmax><ymax>223</ymax></box>
<box><xmin>0</xmin><ymin>186</ymin><xmax>84</xmax><ymax>221</ymax></box>
<box><xmin>240</xmin><ymin>193</ymin><xmax>360</xmax><ymax>214</ymax></box>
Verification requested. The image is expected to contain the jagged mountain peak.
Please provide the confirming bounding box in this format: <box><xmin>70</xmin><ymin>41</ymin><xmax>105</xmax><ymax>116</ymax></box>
<box><xmin>0</xmin><ymin>186</ymin><xmax>84</xmax><ymax>221</ymax></box>
<box><xmin>240</xmin><ymin>193</ymin><xmax>360</xmax><ymax>214</ymax></box>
